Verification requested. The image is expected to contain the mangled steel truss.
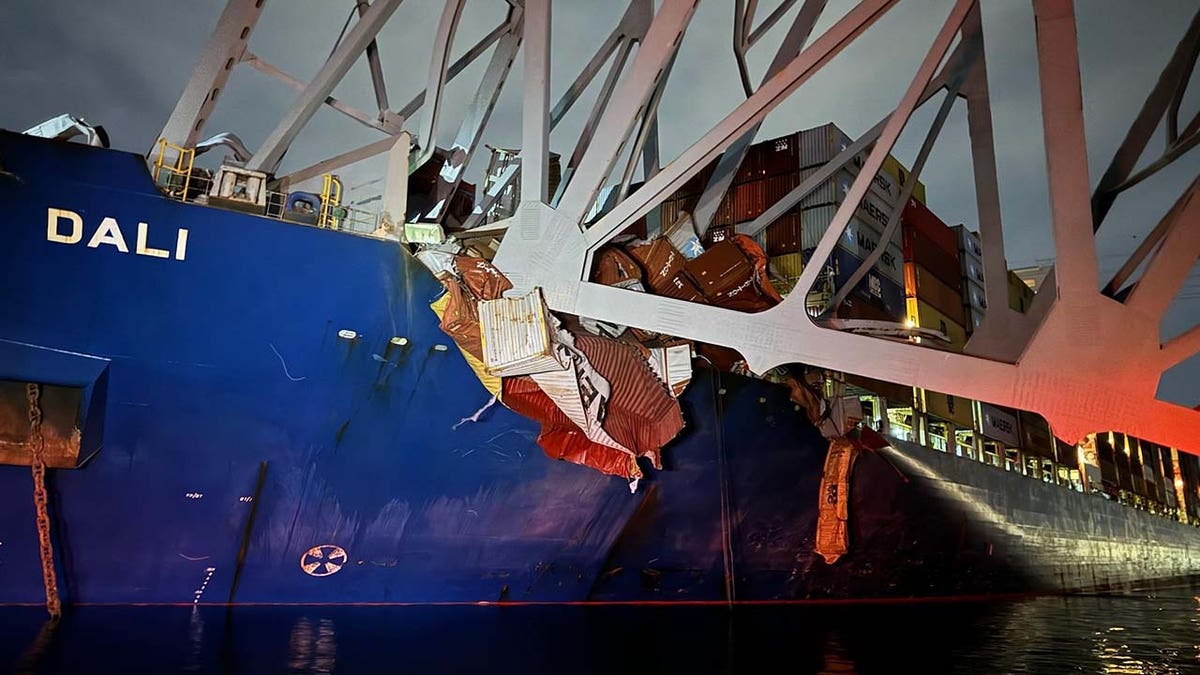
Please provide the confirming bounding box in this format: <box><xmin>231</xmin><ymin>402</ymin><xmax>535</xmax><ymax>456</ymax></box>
<box><xmin>159</xmin><ymin>0</ymin><xmax>1200</xmax><ymax>451</ymax></box>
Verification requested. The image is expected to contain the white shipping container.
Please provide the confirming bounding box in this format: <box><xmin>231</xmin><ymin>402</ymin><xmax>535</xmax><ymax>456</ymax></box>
<box><xmin>479</xmin><ymin>288</ymin><xmax>562</xmax><ymax>376</ymax></box>
<box><xmin>962</xmin><ymin>255</ymin><xmax>986</xmax><ymax>287</ymax></box>
<box><xmin>796</xmin><ymin>122</ymin><xmax>926</xmax><ymax>203</ymax></box>
<box><xmin>963</xmin><ymin>277</ymin><xmax>986</xmax><ymax>314</ymax></box>
<box><xmin>954</xmin><ymin>224</ymin><xmax>983</xmax><ymax>260</ymax></box>
<box><xmin>966</xmin><ymin>306</ymin><xmax>985</xmax><ymax>332</ymax></box>
<box><xmin>799</xmin><ymin>206</ymin><xmax>904</xmax><ymax>286</ymax></box>
<box><xmin>979</xmin><ymin>402</ymin><xmax>1021</xmax><ymax>447</ymax></box>
<box><xmin>798</xmin><ymin>123</ymin><xmax>852</xmax><ymax>169</ymax></box>
<box><xmin>798</xmin><ymin>167</ymin><xmax>902</xmax><ymax>216</ymax></box>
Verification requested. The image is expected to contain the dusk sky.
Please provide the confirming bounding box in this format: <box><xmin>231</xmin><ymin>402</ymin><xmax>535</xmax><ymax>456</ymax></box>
<box><xmin>2</xmin><ymin>0</ymin><xmax>1197</xmax><ymax>404</ymax></box>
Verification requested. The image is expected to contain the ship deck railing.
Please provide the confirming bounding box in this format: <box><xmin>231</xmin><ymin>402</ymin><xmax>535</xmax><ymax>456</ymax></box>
<box><xmin>155</xmin><ymin>168</ymin><xmax>391</xmax><ymax>240</ymax></box>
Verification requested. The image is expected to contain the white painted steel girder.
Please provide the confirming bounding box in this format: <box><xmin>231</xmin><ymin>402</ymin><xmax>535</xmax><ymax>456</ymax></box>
<box><xmin>164</xmin><ymin>0</ymin><xmax>1200</xmax><ymax>454</ymax></box>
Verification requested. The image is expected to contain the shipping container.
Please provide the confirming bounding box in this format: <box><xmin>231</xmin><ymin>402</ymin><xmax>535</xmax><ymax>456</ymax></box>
<box><xmin>880</xmin><ymin>155</ymin><xmax>928</xmax><ymax>205</ymax></box>
<box><xmin>963</xmin><ymin>277</ymin><xmax>986</xmax><ymax>313</ymax></box>
<box><xmin>704</xmin><ymin>224</ymin><xmax>735</xmax><ymax>247</ymax></box>
<box><xmin>764</xmin><ymin>171</ymin><xmax>801</xmax><ymax>205</ymax></box>
<box><xmin>907</xmin><ymin>262</ymin><xmax>965</xmax><ymax>325</ymax></box>
<box><xmin>901</xmin><ymin>198</ymin><xmax>957</xmax><ymax>255</ymax></box>
<box><xmin>965</xmin><ymin>305</ymin><xmax>985</xmax><ymax>332</ymax></box>
<box><xmin>769</xmin><ymin>252</ymin><xmax>804</xmax><ymax>281</ymax></box>
<box><xmin>1018</xmin><ymin>410</ymin><xmax>1055</xmax><ymax>460</ymax></box>
<box><xmin>737</xmin><ymin>132</ymin><xmax>801</xmax><ymax>182</ymax></box>
<box><xmin>798</xmin><ymin>123</ymin><xmax>851</xmax><ymax>169</ymax></box>
<box><xmin>797</xmin><ymin>124</ymin><xmax>927</xmax><ymax>203</ymax></box>
<box><xmin>730</xmin><ymin>179</ymin><xmax>767</xmax><ymax>223</ymax></box>
<box><xmin>962</xmin><ymin>255</ymin><xmax>985</xmax><ymax>287</ymax></box>
<box><xmin>762</xmin><ymin>211</ymin><xmax>802</xmax><ymax>256</ymax></box>
<box><xmin>478</xmin><ymin>289</ymin><xmax>558</xmax><ymax>377</ymax></box>
<box><xmin>905</xmin><ymin>225</ymin><xmax>963</xmax><ymax>292</ymax></box>
<box><xmin>800</xmin><ymin>206</ymin><xmax>904</xmax><ymax>285</ymax></box>
<box><xmin>978</xmin><ymin>402</ymin><xmax>1021</xmax><ymax>448</ymax></box>
<box><xmin>924</xmin><ymin>390</ymin><xmax>974</xmax><ymax>428</ymax></box>
<box><xmin>953</xmin><ymin>224</ymin><xmax>983</xmax><ymax>260</ymax></box>
<box><xmin>799</xmin><ymin>165</ymin><xmax>898</xmax><ymax>211</ymax></box>
<box><xmin>840</xmin><ymin>293</ymin><xmax>900</xmax><ymax>322</ymax></box>
<box><xmin>907</xmin><ymin>297</ymin><xmax>968</xmax><ymax>348</ymax></box>
<box><xmin>829</xmin><ymin>245</ymin><xmax>906</xmax><ymax>319</ymax></box>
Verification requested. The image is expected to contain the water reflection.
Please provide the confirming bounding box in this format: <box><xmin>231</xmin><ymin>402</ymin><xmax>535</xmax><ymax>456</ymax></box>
<box><xmin>4</xmin><ymin>581</ymin><xmax>1200</xmax><ymax>674</ymax></box>
<box><xmin>287</xmin><ymin>616</ymin><xmax>337</xmax><ymax>674</ymax></box>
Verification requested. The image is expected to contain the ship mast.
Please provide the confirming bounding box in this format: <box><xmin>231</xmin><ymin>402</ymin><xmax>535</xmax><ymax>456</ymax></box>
<box><xmin>154</xmin><ymin>0</ymin><xmax>1200</xmax><ymax>453</ymax></box>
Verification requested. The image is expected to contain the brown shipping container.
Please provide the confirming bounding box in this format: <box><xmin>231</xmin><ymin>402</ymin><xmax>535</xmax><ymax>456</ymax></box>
<box><xmin>763</xmin><ymin>212</ymin><xmax>803</xmax><ymax>256</ymax></box>
<box><xmin>657</xmin><ymin>270</ymin><xmax>707</xmax><ymax>303</ymax></box>
<box><xmin>685</xmin><ymin>240</ymin><xmax>753</xmax><ymax>299</ymax></box>
<box><xmin>711</xmin><ymin>192</ymin><xmax>736</xmax><ymax>227</ymax></box>
<box><xmin>660</xmin><ymin>199</ymin><xmax>683</xmax><ymax>233</ymax></box>
<box><xmin>909</xmin><ymin>263</ymin><xmax>965</xmax><ymax>325</ymax></box>
<box><xmin>629</xmin><ymin>238</ymin><xmax>687</xmax><ymax>286</ymax></box>
<box><xmin>756</xmin><ymin>132</ymin><xmax>802</xmax><ymax>178</ymax></box>
<box><xmin>906</xmin><ymin>227</ymin><xmax>963</xmax><ymax>293</ymax></box>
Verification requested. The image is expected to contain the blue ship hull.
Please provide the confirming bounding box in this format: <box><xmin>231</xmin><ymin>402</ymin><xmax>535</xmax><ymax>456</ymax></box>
<box><xmin>2</xmin><ymin>131</ymin><xmax>1198</xmax><ymax>606</ymax></box>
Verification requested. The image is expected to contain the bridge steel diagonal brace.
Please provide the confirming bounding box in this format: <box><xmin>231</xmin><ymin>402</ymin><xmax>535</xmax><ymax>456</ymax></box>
<box><xmin>493</xmin><ymin>0</ymin><xmax>1200</xmax><ymax>454</ymax></box>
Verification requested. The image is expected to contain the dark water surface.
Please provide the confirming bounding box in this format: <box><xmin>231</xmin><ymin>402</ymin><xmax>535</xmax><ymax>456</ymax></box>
<box><xmin>5</xmin><ymin>584</ymin><xmax>1200</xmax><ymax>673</ymax></box>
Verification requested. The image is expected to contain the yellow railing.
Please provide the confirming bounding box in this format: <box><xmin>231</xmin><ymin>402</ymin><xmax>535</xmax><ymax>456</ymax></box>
<box><xmin>147</xmin><ymin>149</ymin><xmax>386</xmax><ymax>238</ymax></box>
<box><xmin>152</xmin><ymin>139</ymin><xmax>195</xmax><ymax>201</ymax></box>
<box><xmin>319</xmin><ymin>174</ymin><xmax>344</xmax><ymax>229</ymax></box>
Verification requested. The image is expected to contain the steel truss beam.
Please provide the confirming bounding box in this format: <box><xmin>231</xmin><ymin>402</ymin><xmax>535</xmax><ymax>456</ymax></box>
<box><xmin>161</xmin><ymin>0</ymin><xmax>1200</xmax><ymax>454</ymax></box>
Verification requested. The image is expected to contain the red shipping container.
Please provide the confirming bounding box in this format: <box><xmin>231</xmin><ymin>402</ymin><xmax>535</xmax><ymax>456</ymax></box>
<box><xmin>763</xmin><ymin>212</ymin><xmax>802</xmax><ymax>256</ymax></box>
<box><xmin>730</xmin><ymin>180</ymin><xmax>767</xmax><ymax>223</ymax></box>
<box><xmin>909</xmin><ymin>262</ymin><xmax>966</xmax><ymax>326</ymax></box>
<box><xmin>764</xmin><ymin>172</ymin><xmax>800</xmax><ymax>206</ymax></box>
<box><xmin>905</xmin><ymin>227</ymin><xmax>963</xmax><ymax>293</ymax></box>
<box><xmin>758</xmin><ymin>132</ymin><xmax>801</xmax><ymax>177</ymax></box>
<box><xmin>901</xmin><ymin>198</ymin><xmax>957</xmax><ymax>256</ymax></box>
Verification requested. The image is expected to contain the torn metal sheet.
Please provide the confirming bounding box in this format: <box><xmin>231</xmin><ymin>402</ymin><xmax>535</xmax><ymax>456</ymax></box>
<box><xmin>530</xmin><ymin>317</ymin><xmax>630</xmax><ymax>453</ymax></box>
<box><xmin>643</xmin><ymin>342</ymin><xmax>694</xmax><ymax>397</ymax></box>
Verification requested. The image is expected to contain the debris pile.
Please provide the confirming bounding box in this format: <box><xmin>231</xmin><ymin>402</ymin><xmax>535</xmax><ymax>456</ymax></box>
<box><xmin>422</xmin><ymin>217</ymin><xmax>833</xmax><ymax>487</ymax></box>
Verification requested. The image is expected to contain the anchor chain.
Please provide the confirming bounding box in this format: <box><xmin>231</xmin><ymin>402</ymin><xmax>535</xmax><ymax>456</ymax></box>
<box><xmin>26</xmin><ymin>383</ymin><xmax>62</xmax><ymax>619</ymax></box>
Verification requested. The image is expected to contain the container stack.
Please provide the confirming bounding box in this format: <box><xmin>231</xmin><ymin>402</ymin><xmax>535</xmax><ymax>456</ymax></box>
<box><xmin>900</xmin><ymin>198</ymin><xmax>966</xmax><ymax>348</ymax></box>
<box><xmin>656</xmin><ymin>123</ymin><xmax>928</xmax><ymax>322</ymax></box>
<box><xmin>953</xmin><ymin>224</ymin><xmax>986</xmax><ymax>332</ymax></box>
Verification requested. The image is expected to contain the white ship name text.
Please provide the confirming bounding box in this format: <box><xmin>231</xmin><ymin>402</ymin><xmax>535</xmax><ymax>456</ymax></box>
<box><xmin>46</xmin><ymin>207</ymin><xmax>188</xmax><ymax>261</ymax></box>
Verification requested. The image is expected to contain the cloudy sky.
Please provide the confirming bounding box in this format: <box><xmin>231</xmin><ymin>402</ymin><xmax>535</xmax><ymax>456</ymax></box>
<box><xmin>1</xmin><ymin>0</ymin><xmax>1197</xmax><ymax>403</ymax></box>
